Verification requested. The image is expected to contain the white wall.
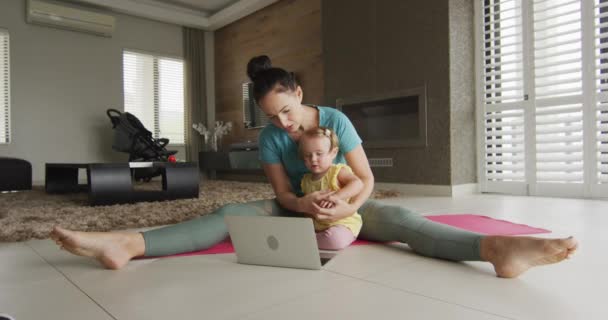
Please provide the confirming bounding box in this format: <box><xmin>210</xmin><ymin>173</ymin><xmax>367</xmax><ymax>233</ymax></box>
<box><xmin>0</xmin><ymin>0</ymin><xmax>186</xmax><ymax>183</ymax></box>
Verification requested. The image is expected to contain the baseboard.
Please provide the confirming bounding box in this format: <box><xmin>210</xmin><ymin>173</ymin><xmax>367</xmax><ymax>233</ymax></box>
<box><xmin>451</xmin><ymin>183</ymin><xmax>479</xmax><ymax>197</ymax></box>
<box><xmin>374</xmin><ymin>182</ymin><xmax>453</xmax><ymax>197</ymax></box>
<box><xmin>374</xmin><ymin>182</ymin><xmax>478</xmax><ymax>197</ymax></box>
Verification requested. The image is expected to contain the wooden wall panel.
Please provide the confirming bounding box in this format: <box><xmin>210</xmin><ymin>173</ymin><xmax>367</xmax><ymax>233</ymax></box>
<box><xmin>214</xmin><ymin>0</ymin><xmax>323</xmax><ymax>148</ymax></box>
<box><xmin>322</xmin><ymin>0</ymin><xmax>453</xmax><ymax>185</ymax></box>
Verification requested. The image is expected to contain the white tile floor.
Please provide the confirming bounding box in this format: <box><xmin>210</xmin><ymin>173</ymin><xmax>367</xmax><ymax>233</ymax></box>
<box><xmin>1</xmin><ymin>194</ymin><xmax>607</xmax><ymax>320</ymax></box>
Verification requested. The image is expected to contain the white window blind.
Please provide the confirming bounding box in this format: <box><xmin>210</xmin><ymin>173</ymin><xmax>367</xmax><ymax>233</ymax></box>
<box><xmin>534</xmin><ymin>0</ymin><xmax>584</xmax><ymax>185</ymax></box>
<box><xmin>596</xmin><ymin>0</ymin><xmax>608</xmax><ymax>186</ymax></box>
<box><xmin>480</xmin><ymin>0</ymin><xmax>528</xmax><ymax>193</ymax></box>
<box><xmin>476</xmin><ymin>0</ymin><xmax>606</xmax><ymax>198</ymax></box>
<box><xmin>0</xmin><ymin>30</ymin><xmax>9</xmax><ymax>144</ymax></box>
<box><xmin>242</xmin><ymin>82</ymin><xmax>253</xmax><ymax>127</ymax></box>
<box><xmin>122</xmin><ymin>50</ymin><xmax>184</xmax><ymax>144</ymax></box>
<box><xmin>242</xmin><ymin>82</ymin><xmax>268</xmax><ymax>129</ymax></box>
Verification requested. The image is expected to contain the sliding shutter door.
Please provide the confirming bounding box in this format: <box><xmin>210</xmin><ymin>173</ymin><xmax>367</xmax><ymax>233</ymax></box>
<box><xmin>479</xmin><ymin>0</ymin><xmax>529</xmax><ymax>194</ymax></box>
<box><xmin>531</xmin><ymin>0</ymin><xmax>585</xmax><ymax>197</ymax></box>
<box><xmin>594</xmin><ymin>0</ymin><xmax>608</xmax><ymax>196</ymax></box>
<box><xmin>476</xmin><ymin>0</ymin><xmax>607</xmax><ymax>198</ymax></box>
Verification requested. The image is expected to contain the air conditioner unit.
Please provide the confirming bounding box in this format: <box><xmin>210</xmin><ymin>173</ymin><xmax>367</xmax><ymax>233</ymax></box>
<box><xmin>26</xmin><ymin>0</ymin><xmax>115</xmax><ymax>37</ymax></box>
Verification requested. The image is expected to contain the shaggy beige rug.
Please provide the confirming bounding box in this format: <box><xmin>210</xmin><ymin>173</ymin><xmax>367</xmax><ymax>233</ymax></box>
<box><xmin>0</xmin><ymin>180</ymin><xmax>401</xmax><ymax>242</ymax></box>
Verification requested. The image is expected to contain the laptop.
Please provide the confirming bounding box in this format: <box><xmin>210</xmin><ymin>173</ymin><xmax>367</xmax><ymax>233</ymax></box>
<box><xmin>224</xmin><ymin>215</ymin><xmax>336</xmax><ymax>270</ymax></box>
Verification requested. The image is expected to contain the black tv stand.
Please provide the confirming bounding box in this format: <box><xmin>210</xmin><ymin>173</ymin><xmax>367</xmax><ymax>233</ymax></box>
<box><xmin>198</xmin><ymin>150</ymin><xmax>263</xmax><ymax>179</ymax></box>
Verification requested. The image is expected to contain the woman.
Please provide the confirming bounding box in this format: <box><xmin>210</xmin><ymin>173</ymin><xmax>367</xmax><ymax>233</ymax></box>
<box><xmin>52</xmin><ymin>56</ymin><xmax>577</xmax><ymax>278</ymax></box>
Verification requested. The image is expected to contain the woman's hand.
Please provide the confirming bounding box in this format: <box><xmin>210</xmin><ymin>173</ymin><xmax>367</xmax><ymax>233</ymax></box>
<box><xmin>298</xmin><ymin>190</ymin><xmax>335</xmax><ymax>216</ymax></box>
<box><xmin>313</xmin><ymin>195</ymin><xmax>356</xmax><ymax>222</ymax></box>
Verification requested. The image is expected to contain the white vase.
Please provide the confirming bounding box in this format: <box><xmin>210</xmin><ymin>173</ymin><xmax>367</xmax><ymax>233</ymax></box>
<box><xmin>209</xmin><ymin>134</ymin><xmax>218</xmax><ymax>152</ymax></box>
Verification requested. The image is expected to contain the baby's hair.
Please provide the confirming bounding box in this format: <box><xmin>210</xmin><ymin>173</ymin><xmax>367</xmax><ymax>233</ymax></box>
<box><xmin>298</xmin><ymin>127</ymin><xmax>339</xmax><ymax>157</ymax></box>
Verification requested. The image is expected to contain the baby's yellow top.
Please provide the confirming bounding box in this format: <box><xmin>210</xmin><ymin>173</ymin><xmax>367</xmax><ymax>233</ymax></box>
<box><xmin>300</xmin><ymin>163</ymin><xmax>362</xmax><ymax>236</ymax></box>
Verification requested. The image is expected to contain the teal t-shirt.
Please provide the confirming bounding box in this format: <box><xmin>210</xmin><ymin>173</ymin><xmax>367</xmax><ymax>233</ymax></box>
<box><xmin>258</xmin><ymin>106</ymin><xmax>362</xmax><ymax>196</ymax></box>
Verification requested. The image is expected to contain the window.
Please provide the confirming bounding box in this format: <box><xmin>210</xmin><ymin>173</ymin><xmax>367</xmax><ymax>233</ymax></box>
<box><xmin>122</xmin><ymin>50</ymin><xmax>185</xmax><ymax>144</ymax></box>
<box><xmin>475</xmin><ymin>0</ymin><xmax>607</xmax><ymax>198</ymax></box>
<box><xmin>479</xmin><ymin>0</ymin><xmax>527</xmax><ymax>190</ymax></box>
<box><xmin>0</xmin><ymin>30</ymin><xmax>10</xmax><ymax>144</ymax></box>
<box><xmin>598</xmin><ymin>0</ymin><xmax>608</xmax><ymax>187</ymax></box>
<box><xmin>242</xmin><ymin>82</ymin><xmax>269</xmax><ymax>129</ymax></box>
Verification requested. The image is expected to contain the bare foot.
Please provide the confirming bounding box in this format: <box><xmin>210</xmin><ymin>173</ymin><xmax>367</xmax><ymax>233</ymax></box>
<box><xmin>481</xmin><ymin>235</ymin><xmax>578</xmax><ymax>278</ymax></box>
<box><xmin>50</xmin><ymin>227</ymin><xmax>145</xmax><ymax>270</ymax></box>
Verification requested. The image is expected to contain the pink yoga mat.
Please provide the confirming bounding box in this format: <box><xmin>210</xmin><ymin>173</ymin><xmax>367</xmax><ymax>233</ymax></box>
<box><xmin>146</xmin><ymin>239</ymin><xmax>376</xmax><ymax>259</ymax></box>
<box><xmin>426</xmin><ymin>214</ymin><xmax>550</xmax><ymax>236</ymax></box>
<box><xmin>143</xmin><ymin>214</ymin><xmax>549</xmax><ymax>259</ymax></box>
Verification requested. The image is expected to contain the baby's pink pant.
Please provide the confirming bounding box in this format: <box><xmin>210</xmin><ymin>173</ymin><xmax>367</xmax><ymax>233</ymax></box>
<box><xmin>315</xmin><ymin>225</ymin><xmax>356</xmax><ymax>250</ymax></box>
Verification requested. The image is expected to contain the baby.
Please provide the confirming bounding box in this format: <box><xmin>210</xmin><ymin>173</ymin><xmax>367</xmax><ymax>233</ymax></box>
<box><xmin>299</xmin><ymin>127</ymin><xmax>363</xmax><ymax>250</ymax></box>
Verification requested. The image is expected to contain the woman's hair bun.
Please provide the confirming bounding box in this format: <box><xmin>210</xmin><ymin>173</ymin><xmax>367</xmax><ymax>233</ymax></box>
<box><xmin>247</xmin><ymin>55</ymin><xmax>272</xmax><ymax>81</ymax></box>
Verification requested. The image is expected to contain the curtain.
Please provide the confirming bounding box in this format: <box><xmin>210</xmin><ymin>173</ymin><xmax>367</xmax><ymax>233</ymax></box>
<box><xmin>183</xmin><ymin>27</ymin><xmax>207</xmax><ymax>161</ymax></box>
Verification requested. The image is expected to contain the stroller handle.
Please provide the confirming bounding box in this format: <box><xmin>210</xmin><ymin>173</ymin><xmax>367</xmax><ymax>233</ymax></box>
<box><xmin>107</xmin><ymin>108</ymin><xmax>122</xmax><ymax>127</ymax></box>
<box><xmin>107</xmin><ymin>108</ymin><xmax>122</xmax><ymax>118</ymax></box>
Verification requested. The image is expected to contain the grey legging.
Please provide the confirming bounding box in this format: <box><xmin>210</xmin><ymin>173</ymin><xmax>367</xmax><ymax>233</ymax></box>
<box><xmin>142</xmin><ymin>199</ymin><xmax>483</xmax><ymax>261</ymax></box>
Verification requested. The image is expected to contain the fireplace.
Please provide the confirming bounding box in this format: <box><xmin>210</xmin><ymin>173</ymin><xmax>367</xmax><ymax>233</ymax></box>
<box><xmin>336</xmin><ymin>86</ymin><xmax>428</xmax><ymax>149</ymax></box>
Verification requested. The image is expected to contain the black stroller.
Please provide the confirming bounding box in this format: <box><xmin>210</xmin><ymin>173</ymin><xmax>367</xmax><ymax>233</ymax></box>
<box><xmin>106</xmin><ymin>109</ymin><xmax>178</xmax><ymax>181</ymax></box>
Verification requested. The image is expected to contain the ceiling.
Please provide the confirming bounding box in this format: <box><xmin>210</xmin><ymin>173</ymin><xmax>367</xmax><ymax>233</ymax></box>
<box><xmin>162</xmin><ymin>0</ymin><xmax>241</xmax><ymax>14</ymax></box>
<box><xmin>68</xmin><ymin>0</ymin><xmax>279</xmax><ymax>30</ymax></box>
